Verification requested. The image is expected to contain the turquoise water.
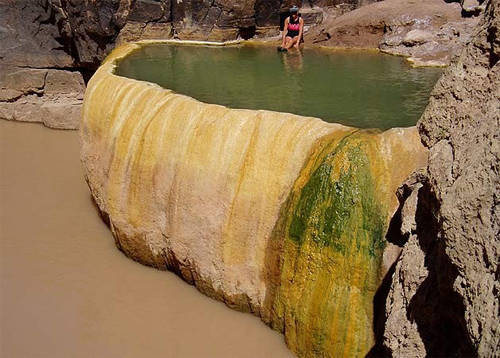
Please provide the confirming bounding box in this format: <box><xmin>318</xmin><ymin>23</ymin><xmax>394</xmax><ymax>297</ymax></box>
<box><xmin>116</xmin><ymin>44</ymin><xmax>442</xmax><ymax>129</ymax></box>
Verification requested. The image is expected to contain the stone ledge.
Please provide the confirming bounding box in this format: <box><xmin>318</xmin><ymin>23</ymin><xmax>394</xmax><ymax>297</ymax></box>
<box><xmin>0</xmin><ymin>65</ymin><xmax>85</xmax><ymax>130</ymax></box>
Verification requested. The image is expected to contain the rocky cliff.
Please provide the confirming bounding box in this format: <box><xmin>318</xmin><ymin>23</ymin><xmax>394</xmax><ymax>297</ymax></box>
<box><xmin>378</xmin><ymin>0</ymin><xmax>499</xmax><ymax>356</ymax></box>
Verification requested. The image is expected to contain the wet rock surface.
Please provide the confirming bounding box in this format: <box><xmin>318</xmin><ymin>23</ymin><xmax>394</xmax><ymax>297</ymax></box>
<box><xmin>378</xmin><ymin>0</ymin><xmax>499</xmax><ymax>356</ymax></box>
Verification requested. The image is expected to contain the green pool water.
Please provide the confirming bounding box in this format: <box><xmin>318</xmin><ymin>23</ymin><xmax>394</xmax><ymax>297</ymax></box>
<box><xmin>115</xmin><ymin>44</ymin><xmax>442</xmax><ymax>129</ymax></box>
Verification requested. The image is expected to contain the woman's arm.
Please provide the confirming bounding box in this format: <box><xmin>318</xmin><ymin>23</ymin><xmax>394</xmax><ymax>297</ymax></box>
<box><xmin>282</xmin><ymin>18</ymin><xmax>289</xmax><ymax>47</ymax></box>
<box><xmin>294</xmin><ymin>18</ymin><xmax>304</xmax><ymax>49</ymax></box>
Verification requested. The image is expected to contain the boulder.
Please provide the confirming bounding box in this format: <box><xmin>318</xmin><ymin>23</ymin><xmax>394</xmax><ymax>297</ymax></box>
<box><xmin>40</xmin><ymin>101</ymin><xmax>82</xmax><ymax>129</ymax></box>
<box><xmin>44</xmin><ymin>70</ymin><xmax>86</xmax><ymax>98</ymax></box>
<box><xmin>462</xmin><ymin>0</ymin><xmax>487</xmax><ymax>16</ymax></box>
<box><xmin>463</xmin><ymin>0</ymin><xmax>481</xmax><ymax>7</ymax></box>
<box><xmin>0</xmin><ymin>68</ymin><xmax>46</xmax><ymax>100</ymax></box>
<box><xmin>128</xmin><ymin>0</ymin><xmax>170</xmax><ymax>23</ymax></box>
<box><xmin>117</xmin><ymin>23</ymin><xmax>174</xmax><ymax>44</ymax></box>
<box><xmin>0</xmin><ymin>0</ymin><xmax>74</xmax><ymax>68</ymax></box>
<box><xmin>403</xmin><ymin>29</ymin><xmax>434</xmax><ymax>46</ymax></box>
<box><xmin>300</xmin><ymin>8</ymin><xmax>324</xmax><ymax>26</ymax></box>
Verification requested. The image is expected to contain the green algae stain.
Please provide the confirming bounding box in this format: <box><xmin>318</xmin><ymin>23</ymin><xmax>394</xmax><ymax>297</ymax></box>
<box><xmin>269</xmin><ymin>131</ymin><xmax>391</xmax><ymax>357</ymax></box>
<box><xmin>289</xmin><ymin>136</ymin><xmax>386</xmax><ymax>258</ymax></box>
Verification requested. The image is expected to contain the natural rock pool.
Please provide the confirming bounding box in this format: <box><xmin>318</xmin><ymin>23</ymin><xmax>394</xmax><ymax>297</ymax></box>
<box><xmin>116</xmin><ymin>43</ymin><xmax>442</xmax><ymax>129</ymax></box>
<box><xmin>82</xmin><ymin>41</ymin><xmax>431</xmax><ymax>357</ymax></box>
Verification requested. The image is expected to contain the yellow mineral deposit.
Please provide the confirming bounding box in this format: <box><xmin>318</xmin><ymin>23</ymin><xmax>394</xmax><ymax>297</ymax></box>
<box><xmin>81</xmin><ymin>41</ymin><xmax>428</xmax><ymax>357</ymax></box>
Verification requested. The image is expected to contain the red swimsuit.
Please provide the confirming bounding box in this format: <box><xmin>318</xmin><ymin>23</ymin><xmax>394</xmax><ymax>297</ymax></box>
<box><xmin>287</xmin><ymin>16</ymin><xmax>300</xmax><ymax>38</ymax></box>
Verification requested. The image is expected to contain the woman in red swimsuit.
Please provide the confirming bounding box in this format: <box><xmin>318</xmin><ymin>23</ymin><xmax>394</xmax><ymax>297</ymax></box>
<box><xmin>279</xmin><ymin>6</ymin><xmax>304</xmax><ymax>52</ymax></box>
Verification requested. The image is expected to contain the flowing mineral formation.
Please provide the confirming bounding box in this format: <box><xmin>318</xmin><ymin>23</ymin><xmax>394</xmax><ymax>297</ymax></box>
<box><xmin>80</xmin><ymin>41</ymin><xmax>428</xmax><ymax>357</ymax></box>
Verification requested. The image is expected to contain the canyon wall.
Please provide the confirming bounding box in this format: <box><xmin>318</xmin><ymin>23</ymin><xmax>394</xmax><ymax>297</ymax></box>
<box><xmin>80</xmin><ymin>41</ymin><xmax>428</xmax><ymax>357</ymax></box>
<box><xmin>378</xmin><ymin>0</ymin><xmax>499</xmax><ymax>356</ymax></box>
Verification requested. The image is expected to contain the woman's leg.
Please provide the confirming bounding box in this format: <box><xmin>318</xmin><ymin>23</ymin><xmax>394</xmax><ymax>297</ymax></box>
<box><xmin>284</xmin><ymin>36</ymin><xmax>299</xmax><ymax>50</ymax></box>
<box><xmin>283</xmin><ymin>36</ymin><xmax>294</xmax><ymax>49</ymax></box>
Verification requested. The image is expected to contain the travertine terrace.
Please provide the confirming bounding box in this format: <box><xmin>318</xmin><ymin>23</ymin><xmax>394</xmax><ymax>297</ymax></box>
<box><xmin>80</xmin><ymin>41</ymin><xmax>428</xmax><ymax>357</ymax></box>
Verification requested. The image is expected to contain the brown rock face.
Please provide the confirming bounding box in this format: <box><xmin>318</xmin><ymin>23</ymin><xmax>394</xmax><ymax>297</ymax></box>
<box><xmin>0</xmin><ymin>0</ymin><xmax>85</xmax><ymax>129</ymax></box>
<box><xmin>0</xmin><ymin>0</ymin><xmax>74</xmax><ymax>68</ymax></box>
<box><xmin>379</xmin><ymin>1</ymin><xmax>499</xmax><ymax>356</ymax></box>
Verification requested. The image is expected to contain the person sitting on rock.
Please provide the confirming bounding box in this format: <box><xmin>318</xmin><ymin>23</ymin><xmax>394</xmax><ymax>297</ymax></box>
<box><xmin>278</xmin><ymin>6</ymin><xmax>304</xmax><ymax>52</ymax></box>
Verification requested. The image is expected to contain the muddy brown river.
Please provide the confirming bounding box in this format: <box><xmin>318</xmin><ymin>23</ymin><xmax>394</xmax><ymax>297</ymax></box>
<box><xmin>0</xmin><ymin>120</ymin><xmax>292</xmax><ymax>357</ymax></box>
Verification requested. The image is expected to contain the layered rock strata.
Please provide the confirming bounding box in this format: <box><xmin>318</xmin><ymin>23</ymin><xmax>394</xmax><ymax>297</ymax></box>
<box><xmin>379</xmin><ymin>0</ymin><xmax>499</xmax><ymax>356</ymax></box>
<box><xmin>0</xmin><ymin>0</ymin><xmax>85</xmax><ymax>129</ymax></box>
<box><xmin>0</xmin><ymin>67</ymin><xmax>85</xmax><ymax>130</ymax></box>
<box><xmin>81</xmin><ymin>41</ymin><xmax>428</xmax><ymax>357</ymax></box>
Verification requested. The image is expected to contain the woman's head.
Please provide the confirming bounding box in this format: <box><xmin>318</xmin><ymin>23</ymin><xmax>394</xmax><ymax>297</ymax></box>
<box><xmin>290</xmin><ymin>6</ymin><xmax>299</xmax><ymax>18</ymax></box>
